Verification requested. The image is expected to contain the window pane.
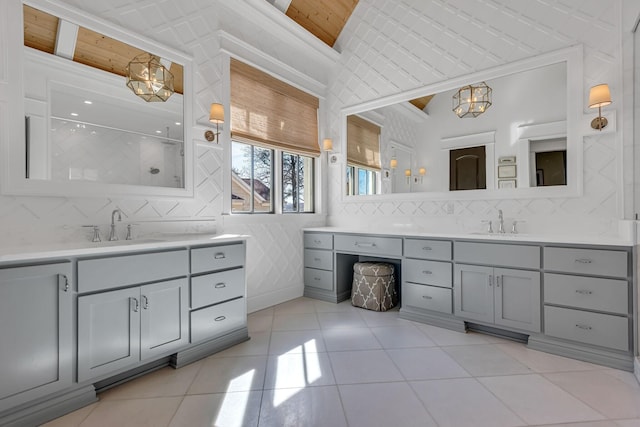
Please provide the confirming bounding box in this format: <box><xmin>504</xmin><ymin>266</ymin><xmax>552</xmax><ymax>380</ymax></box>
<box><xmin>231</xmin><ymin>141</ymin><xmax>273</xmax><ymax>213</ymax></box>
<box><xmin>282</xmin><ymin>152</ymin><xmax>314</xmax><ymax>213</ymax></box>
<box><xmin>358</xmin><ymin>168</ymin><xmax>367</xmax><ymax>195</ymax></box>
<box><xmin>253</xmin><ymin>146</ymin><xmax>273</xmax><ymax>212</ymax></box>
<box><xmin>231</xmin><ymin>142</ymin><xmax>252</xmax><ymax>212</ymax></box>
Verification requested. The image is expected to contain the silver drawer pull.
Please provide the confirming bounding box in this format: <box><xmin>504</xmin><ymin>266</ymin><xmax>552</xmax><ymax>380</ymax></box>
<box><xmin>355</xmin><ymin>242</ymin><xmax>376</xmax><ymax>248</ymax></box>
<box><xmin>214</xmin><ymin>316</ymin><xmax>226</xmax><ymax>322</ymax></box>
<box><xmin>215</xmin><ymin>282</ymin><xmax>226</xmax><ymax>289</ymax></box>
<box><xmin>575</xmin><ymin>324</ymin><xmax>592</xmax><ymax>330</ymax></box>
<box><xmin>314</xmin><ymin>258</ymin><xmax>321</xmax><ymax>262</ymax></box>
<box><xmin>131</xmin><ymin>297</ymin><xmax>139</xmax><ymax>313</ymax></box>
<box><xmin>422</xmin><ymin>246</ymin><xmax>432</xmax><ymax>251</ymax></box>
<box><xmin>575</xmin><ymin>289</ymin><xmax>593</xmax><ymax>295</ymax></box>
<box><xmin>214</xmin><ymin>253</ymin><xmax>226</xmax><ymax>259</ymax></box>
<box><xmin>314</xmin><ymin>276</ymin><xmax>321</xmax><ymax>280</ymax></box>
<box><xmin>574</xmin><ymin>258</ymin><xmax>592</xmax><ymax>264</ymax></box>
<box><xmin>142</xmin><ymin>295</ymin><xmax>149</xmax><ymax>310</ymax></box>
<box><xmin>422</xmin><ymin>270</ymin><xmax>433</xmax><ymax>275</ymax></box>
<box><xmin>59</xmin><ymin>274</ymin><xmax>69</xmax><ymax>292</ymax></box>
<box><xmin>422</xmin><ymin>295</ymin><xmax>433</xmax><ymax>300</ymax></box>
<box><xmin>313</xmin><ymin>239</ymin><xmax>321</xmax><ymax>244</ymax></box>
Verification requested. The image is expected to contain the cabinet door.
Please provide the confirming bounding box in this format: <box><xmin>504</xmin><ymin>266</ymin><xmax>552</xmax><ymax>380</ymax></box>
<box><xmin>78</xmin><ymin>287</ymin><xmax>141</xmax><ymax>382</ymax></box>
<box><xmin>0</xmin><ymin>263</ymin><xmax>72</xmax><ymax>412</ymax></box>
<box><xmin>140</xmin><ymin>279</ymin><xmax>189</xmax><ymax>360</ymax></box>
<box><xmin>494</xmin><ymin>268</ymin><xmax>541</xmax><ymax>332</ymax></box>
<box><xmin>454</xmin><ymin>264</ymin><xmax>493</xmax><ymax>323</ymax></box>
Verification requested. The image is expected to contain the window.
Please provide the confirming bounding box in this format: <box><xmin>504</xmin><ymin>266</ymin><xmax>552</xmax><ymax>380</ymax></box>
<box><xmin>231</xmin><ymin>141</ymin><xmax>273</xmax><ymax>213</ymax></box>
<box><xmin>346</xmin><ymin>165</ymin><xmax>379</xmax><ymax>195</ymax></box>
<box><xmin>230</xmin><ymin>59</ymin><xmax>319</xmax><ymax>214</ymax></box>
<box><xmin>282</xmin><ymin>152</ymin><xmax>314</xmax><ymax>213</ymax></box>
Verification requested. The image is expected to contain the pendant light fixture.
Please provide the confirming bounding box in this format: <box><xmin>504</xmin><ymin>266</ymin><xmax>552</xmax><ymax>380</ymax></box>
<box><xmin>126</xmin><ymin>53</ymin><xmax>175</xmax><ymax>102</ymax></box>
<box><xmin>453</xmin><ymin>82</ymin><xmax>492</xmax><ymax>118</ymax></box>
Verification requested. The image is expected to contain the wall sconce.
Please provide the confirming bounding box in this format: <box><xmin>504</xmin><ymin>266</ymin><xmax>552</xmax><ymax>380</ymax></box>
<box><xmin>588</xmin><ymin>84</ymin><xmax>611</xmax><ymax>131</ymax></box>
<box><xmin>418</xmin><ymin>167</ymin><xmax>426</xmax><ymax>183</ymax></box>
<box><xmin>126</xmin><ymin>53</ymin><xmax>174</xmax><ymax>102</ymax></box>
<box><xmin>405</xmin><ymin>168</ymin><xmax>411</xmax><ymax>184</ymax></box>
<box><xmin>322</xmin><ymin>138</ymin><xmax>333</xmax><ymax>152</ymax></box>
<box><xmin>204</xmin><ymin>103</ymin><xmax>225</xmax><ymax>143</ymax></box>
<box><xmin>390</xmin><ymin>157</ymin><xmax>397</xmax><ymax>169</ymax></box>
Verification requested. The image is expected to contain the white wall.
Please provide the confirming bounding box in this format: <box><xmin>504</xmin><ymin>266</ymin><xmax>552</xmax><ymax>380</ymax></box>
<box><xmin>327</xmin><ymin>0</ymin><xmax>639</xmax><ymax>237</ymax></box>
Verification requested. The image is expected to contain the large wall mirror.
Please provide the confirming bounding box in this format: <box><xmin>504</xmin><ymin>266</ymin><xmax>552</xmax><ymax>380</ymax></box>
<box><xmin>342</xmin><ymin>46</ymin><xmax>582</xmax><ymax>200</ymax></box>
<box><xmin>3</xmin><ymin>1</ymin><xmax>193</xmax><ymax>198</ymax></box>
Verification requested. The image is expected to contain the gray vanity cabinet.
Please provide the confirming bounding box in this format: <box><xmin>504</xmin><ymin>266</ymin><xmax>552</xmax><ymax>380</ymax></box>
<box><xmin>0</xmin><ymin>262</ymin><xmax>72</xmax><ymax>413</ymax></box>
<box><xmin>454</xmin><ymin>265</ymin><xmax>541</xmax><ymax>333</ymax></box>
<box><xmin>78</xmin><ymin>278</ymin><xmax>188</xmax><ymax>381</ymax></box>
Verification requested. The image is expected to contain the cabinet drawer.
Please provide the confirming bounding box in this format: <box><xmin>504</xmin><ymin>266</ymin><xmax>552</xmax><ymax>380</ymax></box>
<box><xmin>404</xmin><ymin>239</ymin><xmax>452</xmax><ymax>261</ymax></box>
<box><xmin>403</xmin><ymin>282</ymin><xmax>452</xmax><ymax>314</ymax></box>
<box><xmin>304</xmin><ymin>267</ymin><xmax>333</xmax><ymax>291</ymax></box>
<box><xmin>404</xmin><ymin>259</ymin><xmax>452</xmax><ymax>288</ymax></box>
<box><xmin>191</xmin><ymin>243</ymin><xmax>245</xmax><ymax>274</ymax></box>
<box><xmin>334</xmin><ymin>234</ymin><xmax>402</xmax><ymax>257</ymax></box>
<box><xmin>455</xmin><ymin>241</ymin><xmax>539</xmax><ymax>269</ymax></box>
<box><xmin>304</xmin><ymin>233</ymin><xmax>333</xmax><ymax>250</ymax></box>
<box><xmin>191</xmin><ymin>269</ymin><xmax>245</xmax><ymax>310</ymax></box>
<box><xmin>190</xmin><ymin>298</ymin><xmax>246</xmax><ymax>343</ymax></box>
<box><xmin>304</xmin><ymin>249</ymin><xmax>333</xmax><ymax>270</ymax></box>
<box><xmin>544</xmin><ymin>273</ymin><xmax>628</xmax><ymax>315</ymax></box>
<box><xmin>544</xmin><ymin>247</ymin><xmax>628</xmax><ymax>278</ymax></box>
<box><xmin>78</xmin><ymin>250</ymin><xmax>188</xmax><ymax>293</ymax></box>
<box><xmin>544</xmin><ymin>306</ymin><xmax>629</xmax><ymax>351</ymax></box>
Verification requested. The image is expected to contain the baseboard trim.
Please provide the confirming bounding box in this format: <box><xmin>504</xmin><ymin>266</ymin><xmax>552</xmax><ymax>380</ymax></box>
<box><xmin>172</xmin><ymin>327</ymin><xmax>250</xmax><ymax>368</ymax></box>
<box><xmin>248</xmin><ymin>285</ymin><xmax>303</xmax><ymax>313</ymax></box>
<box><xmin>634</xmin><ymin>357</ymin><xmax>640</xmax><ymax>384</ymax></box>
<box><xmin>528</xmin><ymin>335</ymin><xmax>633</xmax><ymax>371</ymax></box>
<box><xmin>0</xmin><ymin>385</ymin><xmax>97</xmax><ymax>427</ymax></box>
<box><xmin>399</xmin><ymin>308</ymin><xmax>466</xmax><ymax>333</ymax></box>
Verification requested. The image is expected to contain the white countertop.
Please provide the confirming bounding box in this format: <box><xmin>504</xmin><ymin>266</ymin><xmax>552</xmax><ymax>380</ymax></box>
<box><xmin>304</xmin><ymin>227</ymin><xmax>634</xmax><ymax>247</ymax></box>
<box><xmin>0</xmin><ymin>234</ymin><xmax>249</xmax><ymax>264</ymax></box>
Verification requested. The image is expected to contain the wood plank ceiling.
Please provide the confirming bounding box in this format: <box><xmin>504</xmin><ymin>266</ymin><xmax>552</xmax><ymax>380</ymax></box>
<box><xmin>23</xmin><ymin>4</ymin><xmax>183</xmax><ymax>94</ymax></box>
<box><xmin>284</xmin><ymin>0</ymin><xmax>359</xmax><ymax>47</ymax></box>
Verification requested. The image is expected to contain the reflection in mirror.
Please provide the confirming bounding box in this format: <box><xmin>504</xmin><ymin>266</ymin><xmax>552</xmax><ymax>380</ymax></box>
<box><xmin>344</xmin><ymin>49</ymin><xmax>577</xmax><ymax>198</ymax></box>
<box><xmin>17</xmin><ymin>4</ymin><xmax>189</xmax><ymax>196</ymax></box>
<box><xmin>345</xmin><ymin>114</ymin><xmax>381</xmax><ymax>195</ymax></box>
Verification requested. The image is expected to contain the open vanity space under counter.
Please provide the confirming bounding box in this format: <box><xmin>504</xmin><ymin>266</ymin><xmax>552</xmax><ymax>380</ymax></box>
<box><xmin>0</xmin><ymin>234</ymin><xmax>249</xmax><ymax>427</ymax></box>
<box><xmin>303</xmin><ymin>227</ymin><xmax>637</xmax><ymax>373</ymax></box>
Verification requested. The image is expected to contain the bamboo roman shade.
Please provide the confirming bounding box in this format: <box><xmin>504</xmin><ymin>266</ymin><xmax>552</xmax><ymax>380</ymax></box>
<box><xmin>230</xmin><ymin>58</ymin><xmax>320</xmax><ymax>156</ymax></box>
<box><xmin>347</xmin><ymin>115</ymin><xmax>381</xmax><ymax>170</ymax></box>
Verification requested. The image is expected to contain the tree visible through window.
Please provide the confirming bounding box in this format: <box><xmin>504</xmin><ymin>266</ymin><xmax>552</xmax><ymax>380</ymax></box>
<box><xmin>282</xmin><ymin>152</ymin><xmax>314</xmax><ymax>213</ymax></box>
<box><xmin>231</xmin><ymin>141</ymin><xmax>273</xmax><ymax>213</ymax></box>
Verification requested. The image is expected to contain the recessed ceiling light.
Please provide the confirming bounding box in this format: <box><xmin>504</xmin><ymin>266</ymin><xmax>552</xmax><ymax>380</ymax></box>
<box><xmin>175</xmin><ymin>122</ymin><xmax>181</xmax><ymax>126</ymax></box>
<box><xmin>155</xmin><ymin>130</ymin><xmax>162</xmax><ymax>134</ymax></box>
<box><xmin>84</xmin><ymin>100</ymin><xmax>92</xmax><ymax>105</ymax></box>
<box><xmin>70</xmin><ymin>113</ymin><xmax>79</xmax><ymax>117</ymax></box>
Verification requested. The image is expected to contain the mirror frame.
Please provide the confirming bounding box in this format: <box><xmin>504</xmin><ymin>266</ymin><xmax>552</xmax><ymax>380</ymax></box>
<box><xmin>2</xmin><ymin>0</ymin><xmax>194</xmax><ymax>199</ymax></box>
<box><xmin>339</xmin><ymin>45</ymin><xmax>583</xmax><ymax>202</ymax></box>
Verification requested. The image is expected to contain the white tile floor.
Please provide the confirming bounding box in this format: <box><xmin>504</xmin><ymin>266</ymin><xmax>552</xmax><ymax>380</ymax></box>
<box><xmin>43</xmin><ymin>297</ymin><xmax>640</xmax><ymax>427</ymax></box>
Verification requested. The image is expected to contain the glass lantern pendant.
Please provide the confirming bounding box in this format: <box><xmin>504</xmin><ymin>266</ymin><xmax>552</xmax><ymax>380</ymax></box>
<box><xmin>126</xmin><ymin>53</ymin><xmax>175</xmax><ymax>102</ymax></box>
<box><xmin>452</xmin><ymin>82</ymin><xmax>492</xmax><ymax>118</ymax></box>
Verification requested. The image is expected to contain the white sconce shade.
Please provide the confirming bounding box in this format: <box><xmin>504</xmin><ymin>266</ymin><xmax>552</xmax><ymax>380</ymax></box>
<box><xmin>322</xmin><ymin>138</ymin><xmax>333</xmax><ymax>152</ymax></box>
<box><xmin>209</xmin><ymin>103</ymin><xmax>225</xmax><ymax>123</ymax></box>
<box><xmin>588</xmin><ymin>84</ymin><xmax>611</xmax><ymax>131</ymax></box>
<box><xmin>588</xmin><ymin>84</ymin><xmax>611</xmax><ymax>108</ymax></box>
<box><xmin>419</xmin><ymin>167</ymin><xmax>426</xmax><ymax>176</ymax></box>
<box><xmin>390</xmin><ymin>158</ymin><xmax>398</xmax><ymax>169</ymax></box>
<box><xmin>205</xmin><ymin>103</ymin><xmax>225</xmax><ymax>143</ymax></box>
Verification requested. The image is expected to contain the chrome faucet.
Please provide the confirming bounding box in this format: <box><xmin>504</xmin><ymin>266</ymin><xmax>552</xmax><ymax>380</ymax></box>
<box><xmin>109</xmin><ymin>209</ymin><xmax>122</xmax><ymax>241</ymax></box>
<box><xmin>497</xmin><ymin>209</ymin><xmax>505</xmax><ymax>234</ymax></box>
